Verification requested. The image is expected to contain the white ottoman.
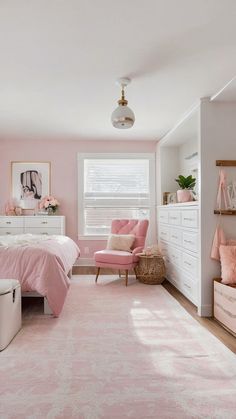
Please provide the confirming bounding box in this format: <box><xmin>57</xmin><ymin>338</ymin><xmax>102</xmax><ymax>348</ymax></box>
<box><xmin>0</xmin><ymin>279</ymin><xmax>22</xmax><ymax>351</ymax></box>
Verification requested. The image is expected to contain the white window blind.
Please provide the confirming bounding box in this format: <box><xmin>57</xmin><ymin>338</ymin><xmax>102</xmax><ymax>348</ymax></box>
<box><xmin>82</xmin><ymin>158</ymin><xmax>150</xmax><ymax>236</ymax></box>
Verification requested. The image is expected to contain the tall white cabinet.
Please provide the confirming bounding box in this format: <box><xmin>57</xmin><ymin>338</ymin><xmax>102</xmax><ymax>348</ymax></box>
<box><xmin>158</xmin><ymin>203</ymin><xmax>199</xmax><ymax>305</ymax></box>
<box><xmin>156</xmin><ymin>94</ymin><xmax>236</xmax><ymax>317</ymax></box>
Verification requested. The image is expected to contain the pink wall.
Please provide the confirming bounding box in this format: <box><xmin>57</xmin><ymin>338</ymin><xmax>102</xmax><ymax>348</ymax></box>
<box><xmin>0</xmin><ymin>138</ymin><xmax>156</xmax><ymax>258</ymax></box>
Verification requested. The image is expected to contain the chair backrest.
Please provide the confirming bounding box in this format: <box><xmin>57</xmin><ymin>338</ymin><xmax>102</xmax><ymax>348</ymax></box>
<box><xmin>111</xmin><ymin>219</ymin><xmax>149</xmax><ymax>249</ymax></box>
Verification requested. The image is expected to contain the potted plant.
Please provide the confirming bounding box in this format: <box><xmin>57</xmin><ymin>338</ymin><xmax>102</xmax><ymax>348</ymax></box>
<box><xmin>175</xmin><ymin>175</ymin><xmax>196</xmax><ymax>203</ymax></box>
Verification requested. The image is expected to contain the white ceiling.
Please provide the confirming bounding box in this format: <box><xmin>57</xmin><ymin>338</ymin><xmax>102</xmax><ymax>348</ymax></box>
<box><xmin>0</xmin><ymin>0</ymin><xmax>236</xmax><ymax>141</ymax></box>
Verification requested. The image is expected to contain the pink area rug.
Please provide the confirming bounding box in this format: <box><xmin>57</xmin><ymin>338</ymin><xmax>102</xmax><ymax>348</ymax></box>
<box><xmin>0</xmin><ymin>275</ymin><xmax>236</xmax><ymax>419</ymax></box>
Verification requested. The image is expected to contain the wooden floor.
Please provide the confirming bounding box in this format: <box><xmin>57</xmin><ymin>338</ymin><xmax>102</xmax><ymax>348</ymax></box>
<box><xmin>162</xmin><ymin>280</ymin><xmax>236</xmax><ymax>354</ymax></box>
<box><xmin>73</xmin><ymin>267</ymin><xmax>236</xmax><ymax>354</ymax></box>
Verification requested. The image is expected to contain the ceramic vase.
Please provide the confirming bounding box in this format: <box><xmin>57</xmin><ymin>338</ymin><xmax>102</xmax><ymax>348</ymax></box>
<box><xmin>177</xmin><ymin>189</ymin><xmax>192</xmax><ymax>203</ymax></box>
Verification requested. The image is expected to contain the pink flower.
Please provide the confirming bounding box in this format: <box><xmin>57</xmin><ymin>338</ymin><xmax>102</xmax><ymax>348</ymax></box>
<box><xmin>39</xmin><ymin>195</ymin><xmax>59</xmax><ymax>210</ymax></box>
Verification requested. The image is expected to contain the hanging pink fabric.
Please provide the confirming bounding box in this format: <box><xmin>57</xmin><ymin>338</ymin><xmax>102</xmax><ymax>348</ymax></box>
<box><xmin>216</xmin><ymin>169</ymin><xmax>230</xmax><ymax>210</ymax></box>
<box><xmin>211</xmin><ymin>226</ymin><xmax>226</xmax><ymax>260</ymax></box>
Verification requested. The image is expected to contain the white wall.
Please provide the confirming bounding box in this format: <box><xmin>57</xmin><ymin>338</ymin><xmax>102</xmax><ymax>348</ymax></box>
<box><xmin>200</xmin><ymin>98</ymin><xmax>236</xmax><ymax>315</ymax></box>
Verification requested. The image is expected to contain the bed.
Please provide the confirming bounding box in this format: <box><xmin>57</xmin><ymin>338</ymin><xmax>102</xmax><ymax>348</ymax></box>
<box><xmin>0</xmin><ymin>234</ymin><xmax>80</xmax><ymax>316</ymax></box>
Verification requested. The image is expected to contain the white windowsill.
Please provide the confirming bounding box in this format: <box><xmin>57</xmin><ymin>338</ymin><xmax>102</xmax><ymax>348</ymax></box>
<box><xmin>78</xmin><ymin>235</ymin><xmax>108</xmax><ymax>241</ymax></box>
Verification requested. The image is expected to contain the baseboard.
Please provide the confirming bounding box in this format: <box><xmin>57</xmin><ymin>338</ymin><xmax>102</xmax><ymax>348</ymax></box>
<box><xmin>76</xmin><ymin>258</ymin><xmax>95</xmax><ymax>266</ymax></box>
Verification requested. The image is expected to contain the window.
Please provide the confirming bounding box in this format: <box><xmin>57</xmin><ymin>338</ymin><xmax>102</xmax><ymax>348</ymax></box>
<box><xmin>78</xmin><ymin>153</ymin><xmax>155</xmax><ymax>238</ymax></box>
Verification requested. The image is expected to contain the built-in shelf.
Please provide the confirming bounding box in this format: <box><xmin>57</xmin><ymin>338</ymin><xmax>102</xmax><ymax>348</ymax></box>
<box><xmin>214</xmin><ymin>210</ymin><xmax>236</xmax><ymax>215</ymax></box>
<box><xmin>216</xmin><ymin>160</ymin><xmax>236</xmax><ymax>167</ymax></box>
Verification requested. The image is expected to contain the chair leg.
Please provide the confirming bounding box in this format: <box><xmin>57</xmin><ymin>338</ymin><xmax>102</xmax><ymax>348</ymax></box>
<box><xmin>95</xmin><ymin>267</ymin><xmax>100</xmax><ymax>283</ymax></box>
<box><xmin>134</xmin><ymin>266</ymin><xmax>137</xmax><ymax>280</ymax></box>
<box><xmin>119</xmin><ymin>270</ymin><xmax>121</xmax><ymax>278</ymax></box>
<box><xmin>125</xmin><ymin>270</ymin><xmax>128</xmax><ymax>286</ymax></box>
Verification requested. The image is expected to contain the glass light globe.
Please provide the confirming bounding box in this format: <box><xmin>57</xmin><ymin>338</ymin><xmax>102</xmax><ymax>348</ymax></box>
<box><xmin>111</xmin><ymin>105</ymin><xmax>135</xmax><ymax>129</ymax></box>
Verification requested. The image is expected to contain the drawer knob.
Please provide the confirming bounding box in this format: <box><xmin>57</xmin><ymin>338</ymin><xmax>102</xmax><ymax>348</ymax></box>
<box><xmin>6</xmin><ymin>232</ymin><xmax>11</xmax><ymax>235</ymax></box>
<box><xmin>184</xmin><ymin>283</ymin><xmax>191</xmax><ymax>289</ymax></box>
<box><xmin>6</xmin><ymin>221</ymin><xmax>11</xmax><ymax>224</ymax></box>
<box><xmin>41</xmin><ymin>221</ymin><xmax>48</xmax><ymax>224</ymax></box>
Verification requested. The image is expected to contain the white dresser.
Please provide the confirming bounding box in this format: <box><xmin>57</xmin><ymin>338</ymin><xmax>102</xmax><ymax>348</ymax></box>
<box><xmin>0</xmin><ymin>216</ymin><xmax>65</xmax><ymax>235</ymax></box>
<box><xmin>158</xmin><ymin>203</ymin><xmax>199</xmax><ymax>306</ymax></box>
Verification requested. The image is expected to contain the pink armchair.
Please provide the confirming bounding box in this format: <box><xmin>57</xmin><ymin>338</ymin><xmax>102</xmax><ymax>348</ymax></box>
<box><xmin>94</xmin><ymin>219</ymin><xmax>149</xmax><ymax>286</ymax></box>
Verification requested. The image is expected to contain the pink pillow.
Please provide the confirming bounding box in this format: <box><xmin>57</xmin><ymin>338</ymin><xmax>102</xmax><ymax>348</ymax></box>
<box><xmin>219</xmin><ymin>245</ymin><xmax>236</xmax><ymax>285</ymax></box>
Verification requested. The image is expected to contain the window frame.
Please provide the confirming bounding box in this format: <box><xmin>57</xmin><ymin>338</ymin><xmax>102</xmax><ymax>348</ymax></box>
<box><xmin>78</xmin><ymin>152</ymin><xmax>156</xmax><ymax>240</ymax></box>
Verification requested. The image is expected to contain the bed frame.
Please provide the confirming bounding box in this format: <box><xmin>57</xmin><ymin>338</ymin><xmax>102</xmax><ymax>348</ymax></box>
<box><xmin>21</xmin><ymin>268</ymin><xmax>72</xmax><ymax>315</ymax></box>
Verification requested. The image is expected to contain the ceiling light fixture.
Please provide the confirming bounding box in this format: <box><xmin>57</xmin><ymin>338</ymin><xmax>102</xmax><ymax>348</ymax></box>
<box><xmin>111</xmin><ymin>77</ymin><xmax>135</xmax><ymax>129</ymax></box>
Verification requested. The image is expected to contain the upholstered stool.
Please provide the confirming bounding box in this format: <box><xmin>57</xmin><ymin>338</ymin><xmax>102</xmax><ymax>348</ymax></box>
<box><xmin>0</xmin><ymin>279</ymin><xmax>22</xmax><ymax>351</ymax></box>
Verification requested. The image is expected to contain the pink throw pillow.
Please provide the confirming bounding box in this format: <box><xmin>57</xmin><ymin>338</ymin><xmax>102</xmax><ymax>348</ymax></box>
<box><xmin>219</xmin><ymin>245</ymin><xmax>236</xmax><ymax>285</ymax></box>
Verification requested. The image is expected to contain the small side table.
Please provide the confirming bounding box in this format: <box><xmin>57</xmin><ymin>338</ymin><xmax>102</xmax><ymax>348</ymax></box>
<box><xmin>136</xmin><ymin>255</ymin><xmax>166</xmax><ymax>285</ymax></box>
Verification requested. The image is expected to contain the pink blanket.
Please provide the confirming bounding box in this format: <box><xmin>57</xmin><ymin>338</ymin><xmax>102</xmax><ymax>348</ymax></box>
<box><xmin>0</xmin><ymin>235</ymin><xmax>80</xmax><ymax>316</ymax></box>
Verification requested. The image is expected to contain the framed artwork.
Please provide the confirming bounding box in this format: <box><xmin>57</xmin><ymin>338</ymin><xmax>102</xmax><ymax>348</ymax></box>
<box><xmin>167</xmin><ymin>192</ymin><xmax>177</xmax><ymax>204</ymax></box>
<box><xmin>11</xmin><ymin>161</ymin><xmax>51</xmax><ymax>208</ymax></box>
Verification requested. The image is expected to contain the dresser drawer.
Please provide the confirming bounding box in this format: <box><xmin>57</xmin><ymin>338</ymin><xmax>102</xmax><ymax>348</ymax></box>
<box><xmin>182</xmin><ymin>252</ymin><xmax>198</xmax><ymax>277</ymax></box>
<box><xmin>168</xmin><ymin>211</ymin><xmax>181</xmax><ymax>226</ymax></box>
<box><xmin>169</xmin><ymin>228</ymin><xmax>182</xmax><ymax>246</ymax></box>
<box><xmin>181</xmin><ymin>210</ymin><xmax>198</xmax><ymax>228</ymax></box>
<box><xmin>159</xmin><ymin>210</ymin><xmax>168</xmax><ymax>224</ymax></box>
<box><xmin>0</xmin><ymin>227</ymin><xmax>23</xmax><ymax>235</ymax></box>
<box><xmin>0</xmin><ymin>217</ymin><xmax>24</xmax><ymax>228</ymax></box>
<box><xmin>181</xmin><ymin>276</ymin><xmax>197</xmax><ymax>304</ymax></box>
<box><xmin>24</xmin><ymin>217</ymin><xmax>61</xmax><ymax>228</ymax></box>
<box><xmin>168</xmin><ymin>246</ymin><xmax>182</xmax><ymax>267</ymax></box>
<box><xmin>182</xmin><ymin>231</ymin><xmax>198</xmax><ymax>253</ymax></box>
<box><xmin>159</xmin><ymin>225</ymin><xmax>169</xmax><ymax>242</ymax></box>
<box><xmin>24</xmin><ymin>227</ymin><xmax>60</xmax><ymax>235</ymax></box>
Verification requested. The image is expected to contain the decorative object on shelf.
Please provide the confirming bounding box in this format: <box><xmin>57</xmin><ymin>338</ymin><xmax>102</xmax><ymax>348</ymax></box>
<box><xmin>175</xmin><ymin>175</ymin><xmax>196</xmax><ymax>203</ymax></box>
<box><xmin>167</xmin><ymin>192</ymin><xmax>177</xmax><ymax>204</ymax></box>
<box><xmin>11</xmin><ymin>161</ymin><xmax>51</xmax><ymax>209</ymax></box>
<box><xmin>137</xmin><ymin>244</ymin><xmax>162</xmax><ymax>257</ymax></box>
<box><xmin>214</xmin><ymin>161</ymin><xmax>236</xmax><ymax>215</ymax></box>
<box><xmin>111</xmin><ymin>77</ymin><xmax>135</xmax><ymax>129</ymax></box>
<box><xmin>162</xmin><ymin>192</ymin><xmax>170</xmax><ymax>205</ymax></box>
<box><xmin>5</xmin><ymin>200</ymin><xmax>16</xmax><ymax>216</ymax></box>
<box><xmin>136</xmin><ymin>254</ymin><xmax>166</xmax><ymax>285</ymax></box>
<box><xmin>39</xmin><ymin>196</ymin><xmax>59</xmax><ymax>215</ymax></box>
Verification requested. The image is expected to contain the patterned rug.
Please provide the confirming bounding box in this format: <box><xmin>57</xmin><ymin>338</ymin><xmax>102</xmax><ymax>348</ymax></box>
<box><xmin>0</xmin><ymin>275</ymin><xmax>235</xmax><ymax>419</ymax></box>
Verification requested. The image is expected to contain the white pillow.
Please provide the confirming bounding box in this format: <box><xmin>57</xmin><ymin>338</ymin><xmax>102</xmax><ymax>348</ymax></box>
<box><xmin>106</xmin><ymin>234</ymin><xmax>135</xmax><ymax>252</ymax></box>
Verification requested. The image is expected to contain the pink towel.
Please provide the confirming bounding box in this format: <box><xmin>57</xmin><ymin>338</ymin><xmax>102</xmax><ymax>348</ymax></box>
<box><xmin>211</xmin><ymin>226</ymin><xmax>226</xmax><ymax>260</ymax></box>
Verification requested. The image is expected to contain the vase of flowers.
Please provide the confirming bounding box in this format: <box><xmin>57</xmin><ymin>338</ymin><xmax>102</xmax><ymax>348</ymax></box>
<box><xmin>39</xmin><ymin>196</ymin><xmax>59</xmax><ymax>215</ymax></box>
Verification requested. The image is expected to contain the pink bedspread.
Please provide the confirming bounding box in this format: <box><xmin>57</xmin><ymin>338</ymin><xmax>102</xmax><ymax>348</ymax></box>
<box><xmin>0</xmin><ymin>235</ymin><xmax>80</xmax><ymax>316</ymax></box>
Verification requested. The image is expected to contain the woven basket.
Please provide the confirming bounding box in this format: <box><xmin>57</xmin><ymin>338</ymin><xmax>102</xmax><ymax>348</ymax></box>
<box><xmin>136</xmin><ymin>255</ymin><xmax>166</xmax><ymax>285</ymax></box>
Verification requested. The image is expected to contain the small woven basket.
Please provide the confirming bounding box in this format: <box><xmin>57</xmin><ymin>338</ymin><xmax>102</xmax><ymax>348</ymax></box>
<box><xmin>136</xmin><ymin>255</ymin><xmax>166</xmax><ymax>285</ymax></box>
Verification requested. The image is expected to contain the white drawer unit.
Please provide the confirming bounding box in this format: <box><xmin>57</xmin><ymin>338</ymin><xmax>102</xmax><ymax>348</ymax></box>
<box><xmin>0</xmin><ymin>228</ymin><xmax>23</xmax><ymax>236</ymax></box>
<box><xmin>0</xmin><ymin>217</ymin><xmax>24</xmax><ymax>228</ymax></box>
<box><xmin>168</xmin><ymin>211</ymin><xmax>181</xmax><ymax>226</ymax></box>
<box><xmin>182</xmin><ymin>231</ymin><xmax>198</xmax><ymax>253</ymax></box>
<box><xmin>157</xmin><ymin>203</ymin><xmax>199</xmax><ymax>308</ymax></box>
<box><xmin>159</xmin><ymin>210</ymin><xmax>168</xmax><ymax>224</ymax></box>
<box><xmin>169</xmin><ymin>228</ymin><xmax>182</xmax><ymax>246</ymax></box>
<box><xmin>168</xmin><ymin>246</ymin><xmax>182</xmax><ymax>267</ymax></box>
<box><xmin>181</xmin><ymin>210</ymin><xmax>198</xmax><ymax>228</ymax></box>
<box><xmin>0</xmin><ymin>216</ymin><xmax>65</xmax><ymax>235</ymax></box>
<box><xmin>159</xmin><ymin>225</ymin><xmax>169</xmax><ymax>242</ymax></box>
<box><xmin>182</xmin><ymin>251</ymin><xmax>198</xmax><ymax>277</ymax></box>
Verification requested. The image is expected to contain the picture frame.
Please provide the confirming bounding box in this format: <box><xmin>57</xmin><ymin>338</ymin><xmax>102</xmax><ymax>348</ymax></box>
<box><xmin>167</xmin><ymin>192</ymin><xmax>177</xmax><ymax>204</ymax></box>
<box><xmin>11</xmin><ymin>161</ymin><xmax>51</xmax><ymax>208</ymax></box>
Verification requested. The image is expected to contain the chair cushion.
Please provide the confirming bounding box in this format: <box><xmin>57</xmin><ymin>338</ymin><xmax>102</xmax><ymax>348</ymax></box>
<box><xmin>95</xmin><ymin>250</ymin><xmax>138</xmax><ymax>265</ymax></box>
